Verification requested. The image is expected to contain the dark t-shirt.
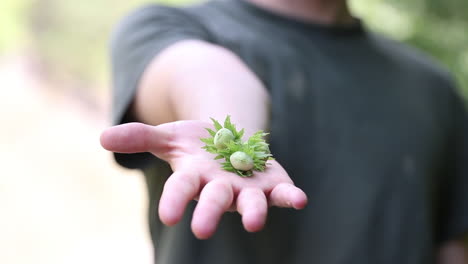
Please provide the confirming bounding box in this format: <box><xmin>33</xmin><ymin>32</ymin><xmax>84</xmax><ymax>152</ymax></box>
<box><xmin>110</xmin><ymin>0</ymin><xmax>468</xmax><ymax>263</ymax></box>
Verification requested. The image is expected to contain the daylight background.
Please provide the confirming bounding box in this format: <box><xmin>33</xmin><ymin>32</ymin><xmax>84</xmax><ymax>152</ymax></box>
<box><xmin>1</xmin><ymin>0</ymin><xmax>467</xmax><ymax>263</ymax></box>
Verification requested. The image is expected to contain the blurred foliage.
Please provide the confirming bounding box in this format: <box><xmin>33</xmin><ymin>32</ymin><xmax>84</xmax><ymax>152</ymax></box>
<box><xmin>0</xmin><ymin>0</ymin><xmax>32</xmax><ymax>53</ymax></box>
<box><xmin>0</xmin><ymin>0</ymin><xmax>467</xmax><ymax>97</ymax></box>
<box><xmin>351</xmin><ymin>0</ymin><xmax>468</xmax><ymax>98</ymax></box>
<box><xmin>0</xmin><ymin>0</ymin><xmax>191</xmax><ymax>92</ymax></box>
<box><xmin>26</xmin><ymin>0</ymin><xmax>191</xmax><ymax>90</ymax></box>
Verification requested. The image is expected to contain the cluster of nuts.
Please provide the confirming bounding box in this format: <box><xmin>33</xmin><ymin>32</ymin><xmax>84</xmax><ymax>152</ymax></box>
<box><xmin>200</xmin><ymin>116</ymin><xmax>273</xmax><ymax>177</ymax></box>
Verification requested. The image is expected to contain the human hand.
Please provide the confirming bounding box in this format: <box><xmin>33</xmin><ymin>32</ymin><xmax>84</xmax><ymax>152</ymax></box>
<box><xmin>100</xmin><ymin>121</ymin><xmax>307</xmax><ymax>239</ymax></box>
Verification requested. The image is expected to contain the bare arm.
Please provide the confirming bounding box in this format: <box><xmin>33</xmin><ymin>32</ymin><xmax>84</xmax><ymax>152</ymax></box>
<box><xmin>101</xmin><ymin>39</ymin><xmax>307</xmax><ymax>239</ymax></box>
<box><xmin>132</xmin><ymin>39</ymin><xmax>270</xmax><ymax>136</ymax></box>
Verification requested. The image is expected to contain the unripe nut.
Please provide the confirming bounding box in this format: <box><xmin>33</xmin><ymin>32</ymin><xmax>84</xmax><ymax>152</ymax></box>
<box><xmin>214</xmin><ymin>128</ymin><xmax>235</xmax><ymax>149</ymax></box>
<box><xmin>230</xmin><ymin>151</ymin><xmax>254</xmax><ymax>171</ymax></box>
<box><xmin>257</xmin><ymin>142</ymin><xmax>270</xmax><ymax>154</ymax></box>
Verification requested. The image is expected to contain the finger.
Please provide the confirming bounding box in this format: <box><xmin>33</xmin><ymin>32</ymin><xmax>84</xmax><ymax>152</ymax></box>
<box><xmin>236</xmin><ymin>188</ymin><xmax>267</xmax><ymax>232</ymax></box>
<box><xmin>269</xmin><ymin>183</ymin><xmax>308</xmax><ymax>209</ymax></box>
<box><xmin>159</xmin><ymin>170</ymin><xmax>200</xmax><ymax>226</ymax></box>
<box><xmin>100</xmin><ymin>122</ymin><xmax>173</xmax><ymax>155</ymax></box>
<box><xmin>191</xmin><ymin>180</ymin><xmax>233</xmax><ymax>239</ymax></box>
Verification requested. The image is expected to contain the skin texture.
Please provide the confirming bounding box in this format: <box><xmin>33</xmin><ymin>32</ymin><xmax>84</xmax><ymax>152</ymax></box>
<box><xmin>101</xmin><ymin>121</ymin><xmax>307</xmax><ymax>238</ymax></box>
<box><xmin>101</xmin><ymin>0</ymin><xmax>467</xmax><ymax>260</ymax></box>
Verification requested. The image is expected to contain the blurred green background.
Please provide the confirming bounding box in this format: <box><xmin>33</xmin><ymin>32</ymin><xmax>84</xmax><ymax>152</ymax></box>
<box><xmin>0</xmin><ymin>0</ymin><xmax>466</xmax><ymax>263</ymax></box>
<box><xmin>1</xmin><ymin>0</ymin><xmax>467</xmax><ymax>98</ymax></box>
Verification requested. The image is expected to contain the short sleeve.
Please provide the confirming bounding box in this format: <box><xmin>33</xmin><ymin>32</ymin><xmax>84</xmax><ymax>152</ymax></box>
<box><xmin>110</xmin><ymin>4</ymin><xmax>212</xmax><ymax>168</ymax></box>
<box><xmin>438</xmin><ymin>88</ymin><xmax>468</xmax><ymax>243</ymax></box>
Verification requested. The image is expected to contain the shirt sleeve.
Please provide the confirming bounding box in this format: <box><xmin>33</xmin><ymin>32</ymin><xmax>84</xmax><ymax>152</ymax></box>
<box><xmin>438</xmin><ymin>87</ymin><xmax>468</xmax><ymax>243</ymax></box>
<box><xmin>109</xmin><ymin>4</ymin><xmax>212</xmax><ymax>169</ymax></box>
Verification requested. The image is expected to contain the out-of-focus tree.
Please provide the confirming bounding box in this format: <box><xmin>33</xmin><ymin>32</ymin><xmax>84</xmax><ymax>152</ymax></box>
<box><xmin>26</xmin><ymin>0</ymin><xmax>192</xmax><ymax>92</ymax></box>
<box><xmin>0</xmin><ymin>0</ymin><xmax>32</xmax><ymax>54</ymax></box>
<box><xmin>351</xmin><ymin>0</ymin><xmax>468</xmax><ymax>97</ymax></box>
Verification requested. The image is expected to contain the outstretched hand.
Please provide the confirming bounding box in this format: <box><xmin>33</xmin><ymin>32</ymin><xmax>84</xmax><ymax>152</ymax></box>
<box><xmin>100</xmin><ymin>121</ymin><xmax>307</xmax><ymax>239</ymax></box>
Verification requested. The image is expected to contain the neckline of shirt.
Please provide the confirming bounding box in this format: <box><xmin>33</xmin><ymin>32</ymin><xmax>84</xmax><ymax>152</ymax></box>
<box><xmin>226</xmin><ymin>0</ymin><xmax>366</xmax><ymax>36</ymax></box>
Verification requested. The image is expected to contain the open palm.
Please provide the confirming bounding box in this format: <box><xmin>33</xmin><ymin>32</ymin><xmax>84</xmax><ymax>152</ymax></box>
<box><xmin>100</xmin><ymin>120</ymin><xmax>307</xmax><ymax>239</ymax></box>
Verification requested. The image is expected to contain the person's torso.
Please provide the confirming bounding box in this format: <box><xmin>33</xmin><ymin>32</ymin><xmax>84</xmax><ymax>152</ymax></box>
<box><xmin>145</xmin><ymin>1</ymin><xmax>456</xmax><ymax>263</ymax></box>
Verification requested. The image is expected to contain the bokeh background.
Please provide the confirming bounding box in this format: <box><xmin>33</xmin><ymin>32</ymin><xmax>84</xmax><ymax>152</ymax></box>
<box><xmin>0</xmin><ymin>0</ymin><xmax>467</xmax><ymax>263</ymax></box>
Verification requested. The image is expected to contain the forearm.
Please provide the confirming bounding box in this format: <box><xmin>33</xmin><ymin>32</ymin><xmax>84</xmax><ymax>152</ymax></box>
<box><xmin>132</xmin><ymin>40</ymin><xmax>270</xmax><ymax>136</ymax></box>
<box><xmin>438</xmin><ymin>239</ymin><xmax>468</xmax><ymax>264</ymax></box>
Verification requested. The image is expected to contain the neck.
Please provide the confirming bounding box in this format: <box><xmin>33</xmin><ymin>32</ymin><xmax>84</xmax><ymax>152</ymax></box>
<box><xmin>245</xmin><ymin>0</ymin><xmax>355</xmax><ymax>26</ymax></box>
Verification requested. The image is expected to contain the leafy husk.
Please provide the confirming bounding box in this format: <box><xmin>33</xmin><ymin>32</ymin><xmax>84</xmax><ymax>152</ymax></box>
<box><xmin>200</xmin><ymin>115</ymin><xmax>273</xmax><ymax>177</ymax></box>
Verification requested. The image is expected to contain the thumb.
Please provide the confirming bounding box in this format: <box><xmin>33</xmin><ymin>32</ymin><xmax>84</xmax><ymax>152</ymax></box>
<box><xmin>100</xmin><ymin>122</ymin><xmax>173</xmax><ymax>155</ymax></box>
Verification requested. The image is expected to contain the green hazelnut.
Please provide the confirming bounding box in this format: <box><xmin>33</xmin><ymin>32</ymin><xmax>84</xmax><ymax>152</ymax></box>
<box><xmin>257</xmin><ymin>141</ymin><xmax>270</xmax><ymax>154</ymax></box>
<box><xmin>214</xmin><ymin>128</ymin><xmax>235</xmax><ymax>149</ymax></box>
<box><xmin>230</xmin><ymin>151</ymin><xmax>254</xmax><ymax>171</ymax></box>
